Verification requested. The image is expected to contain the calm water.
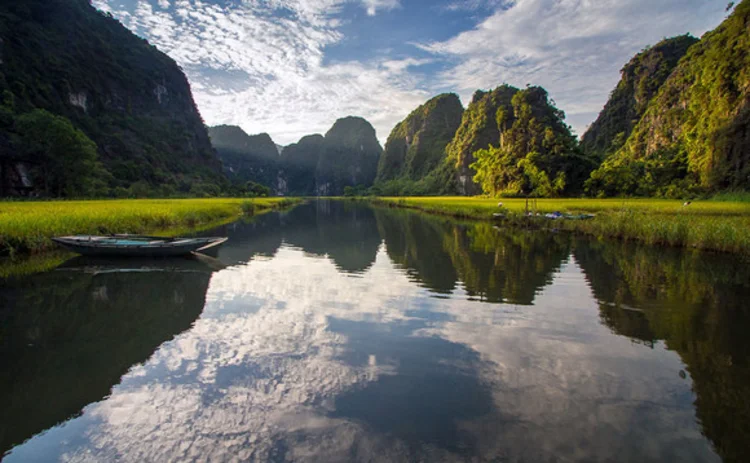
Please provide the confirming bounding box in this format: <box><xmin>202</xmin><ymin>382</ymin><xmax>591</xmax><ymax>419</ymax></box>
<box><xmin>1</xmin><ymin>201</ymin><xmax>749</xmax><ymax>462</ymax></box>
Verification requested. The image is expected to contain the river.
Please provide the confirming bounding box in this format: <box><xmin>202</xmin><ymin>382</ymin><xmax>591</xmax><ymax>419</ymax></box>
<box><xmin>1</xmin><ymin>200</ymin><xmax>748</xmax><ymax>462</ymax></box>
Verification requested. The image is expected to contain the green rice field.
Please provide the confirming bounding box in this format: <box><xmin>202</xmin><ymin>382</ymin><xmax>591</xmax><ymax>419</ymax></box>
<box><xmin>371</xmin><ymin>197</ymin><xmax>750</xmax><ymax>256</ymax></box>
<box><xmin>0</xmin><ymin>197</ymin><xmax>301</xmax><ymax>256</ymax></box>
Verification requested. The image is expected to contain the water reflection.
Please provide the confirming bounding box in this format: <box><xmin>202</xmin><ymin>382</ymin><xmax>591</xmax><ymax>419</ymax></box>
<box><xmin>208</xmin><ymin>200</ymin><xmax>381</xmax><ymax>274</ymax></box>
<box><xmin>0</xmin><ymin>256</ymin><xmax>215</xmax><ymax>456</ymax></box>
<box><xmin>375</xmin><ymin>207</ymin><xmax>570</xmax><ymax>303</ymax></box>
<box><xmin>575</xmin><ymin>239</ymin><xmax>750</xmax><ymax>463</ymax></box>
<box><xmin>1</xmin><ymin>201</ymin><xmax>748</xmax><ymax>462</ymax></box>
<box><xmin>328</xmin><ymin>317</ymin><xmax>494</xmax><ymax>455</ymax></box>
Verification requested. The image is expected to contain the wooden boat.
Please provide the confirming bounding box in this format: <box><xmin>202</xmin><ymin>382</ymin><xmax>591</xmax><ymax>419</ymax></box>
<box><xmin>51</xmin><ymin>234</ymin><xmax>228</xmax><ymax>257</ymax></box>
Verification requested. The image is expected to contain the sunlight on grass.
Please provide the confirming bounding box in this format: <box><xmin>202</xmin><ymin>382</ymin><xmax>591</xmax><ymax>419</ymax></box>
<box><xmin>0</xmin><ymin>198</ymin><xmax>301</xmax><ymax>255</ymax></box>
<box><xmin>371</xmin><ymin>197</ymin><xmax>750</xmax><ymax>255</ymax></box>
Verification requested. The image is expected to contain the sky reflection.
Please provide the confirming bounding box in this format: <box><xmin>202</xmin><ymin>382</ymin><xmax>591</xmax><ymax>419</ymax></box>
<box><xmin>2</xmin><ymin>202</ymin><xmax>737</xmax><ymax>462</ymax></box>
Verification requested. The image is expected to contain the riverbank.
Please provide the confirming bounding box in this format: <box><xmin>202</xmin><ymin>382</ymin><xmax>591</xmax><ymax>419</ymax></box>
<box><xmin>369</xmin><ymin>197</ymin><xmax>750</xmax><ymax>256</ymax></box>
<box><xmin>0</xmin><ymin>197</ymin><xmax>301</xmax><ymax>257</ymax></box>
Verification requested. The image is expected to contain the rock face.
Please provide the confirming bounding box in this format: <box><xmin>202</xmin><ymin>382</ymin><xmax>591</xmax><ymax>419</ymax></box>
<box><xmin>211</xmin><ymin>117</ymin><xmax>382</xmax><ymax>196</ymax></box>
<box><xmin>588</xmin><ymin>1</ymin><xmax>750</xmax><ymax>196</ymax></box>
<box><xmin>0</xmin><ymin>0</ymin><xmax>221</xmax><ymax>196</ymax></box>
<box><xmin>445</xmin><ymin>85</ymin><xmax>519</xmax><ymax>195</ymax></box>
<box><xmin>581</xmin><ymin>35</ymin><xmax>699</xmax><ymax>160</ymax></box>
<box><xmin>470</xmin><ymin>85</ymin><xmax>595</xmax><ymax>197</ymax></box>
<box><xmin>316</xmin><ymin>116</ymin><xmax>382</xmax><ymax>195</ymax></box>
<box><xmin>376</xmin><ymin>93</ymin><xmax>464</xmax><ymax>184</ymax></box>
<box><xmin>280</xmin><ymin>134</ymin><xmax>325</xmax><ymax>196</ymax></box>
<box><xmin>208</xmin><ymin>125</ymin><xmax>280</xmax><ymax>190</ymax></box>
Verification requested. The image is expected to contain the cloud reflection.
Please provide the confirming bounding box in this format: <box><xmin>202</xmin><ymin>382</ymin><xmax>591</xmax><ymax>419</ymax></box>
<box><xmin>3</xmin><ymin>204</ymin><xmax>727</xmax><ymax>462</ymax></box>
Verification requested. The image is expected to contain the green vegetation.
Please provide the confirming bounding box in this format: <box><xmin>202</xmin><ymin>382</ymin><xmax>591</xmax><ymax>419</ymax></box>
<box><xmin>369</xmin><ymin>196</ymin><xmax>750</xmax><ymax>255</ymax></box>
<box><xmin>445</xmin><ymin>85</ymin><xmax>520</xmax><ymax>195</ymax></box>
<box><xmin>587</xmin><ymin>2</ymin><xmax>750</xmax><ymax>197</ymax></box>
<box><xmin>471</xmin><ymin>86</ymin><xmax>596</xmax><ymax>197</ymax></box>
<box><xmin>15</xmin><ymin>109</ymin><xmax>104</xmax><ymax>196</ymax></box>
<box><xmin>581</xmin><ymin>35</ymin><xmax>699</xmax><ymax>160</ymax></box>
<box><xmin>0</xmin><ymin>0</ymin><xmax>223</xmax><ymax>197</ymax></box>
<box><xmin>375</xmin><ymin>93</ymin><xmax>463</xmax><ymax>195</ymax></box>
<box><xmin>368</xmin><ymin>4</ymin><xmax>749</xmax><ymax>200</ymax></box>
<box><xmin>0</xmin><ymin>197</ymin><xmax>301</xmax><ymax>256</ymax></box>
<box><xmin>575</xmin><ymin>238</ymin><xmax>750</xmax><ymax>463</ymax></box>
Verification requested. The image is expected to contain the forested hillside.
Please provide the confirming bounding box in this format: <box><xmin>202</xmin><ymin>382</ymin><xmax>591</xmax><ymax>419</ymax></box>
<box><xmin>375</xmin><ymin>93</ymin><xmax>463</xmax><ymax>195</ymax></box>
<box><xmin>446</xmin><ymin>85</ymin><xmax>519</xmax><ymax>195</ymax></box>
<box><xmin>470</xmin><ymin>86</ymin><xmax>596</xmax><ymax>197</ymax></box>
<box><xmin>2</xmin><ymin>0</ymin><xmax>747</xmax><ymax>199</ymax></box>
<box><xmin>587</xmin><ymin>1</ymin><xmax>750</xmax><ymax>197</ymax></box>
<box><xmin>0</xmin><ymin>0</ymin><xmax>222</xmax><ymax>197</ymax></box>
<box><xmin>581</xmin><ymin>35</ymin><xmax>699</xmax><ymax>160</ymax></box>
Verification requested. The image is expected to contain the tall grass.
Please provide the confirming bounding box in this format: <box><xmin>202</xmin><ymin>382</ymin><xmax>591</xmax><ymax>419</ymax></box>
<box><xmin>371</xmin><ymin>197</ymin><xmax>750</xmax><ymax>256</ymax></box>
<box><xmin>711</xmin><ymin>190</ymin><xmax>750</xmax><ymax>202</ymax></box>
<box><xmin>0</xmin><ymin>197</ymin><xmax>301</xmax><ymax>256</ymax></box>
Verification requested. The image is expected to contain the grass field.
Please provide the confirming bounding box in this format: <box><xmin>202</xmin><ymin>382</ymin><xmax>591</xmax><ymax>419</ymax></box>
<box><xmin>0</xmin><ymin>197</ymin><xmax>301</xmax><ymax>256</ymax></box>
<box><xmin>371</xmin><ymin>197</ymin><xmax>750</xmax><ymax>256</ymax></box>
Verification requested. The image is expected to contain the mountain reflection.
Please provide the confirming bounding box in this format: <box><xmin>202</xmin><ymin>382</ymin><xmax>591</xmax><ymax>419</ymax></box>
<box><xmin>2</xmin><ymin>202</ymin><xmax>749</xmax><ymax>462</ymax></box>
<box><xmin>211</xmin><ymin>200</ymin><xmax>381</xmax><ymax>274</ymax></box>
<box><xmin>0</xmin><ymin>256</ymin><xmax>215</xmax><ymax>456</ymax></box>
<box><xmin>375</xmin><ymin>207</ymin><xmax>570</xmax><ymax>303</ymax></box>
<box><xmin>212</xmin><ymin>201</ymin><xmax>569</xmax><ymax>305</ymax></box>
<box><xmin>282</xmin><ymin>201</ymin><xmax>381</xmax><ymax>274</ymax></box>
<box><xmin>575</xmin><ymin>239</ymin><xmax>750</xmax><ymax>463</ymax></box>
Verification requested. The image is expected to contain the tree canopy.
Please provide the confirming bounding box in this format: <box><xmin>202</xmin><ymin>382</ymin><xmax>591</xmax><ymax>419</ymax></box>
<box><xmin>471</xmin><ymin>87</ymin><xmax>595</xmax><ymax>197</ymax></box>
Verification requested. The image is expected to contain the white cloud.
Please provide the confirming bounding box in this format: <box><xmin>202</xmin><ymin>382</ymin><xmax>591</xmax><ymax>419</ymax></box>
<box><xmin>11</xmin><ymin>247</ymin><xmax>712</xmax><ymax>461</ymax></box>
<box><xmin>91</xmin><ymin>0</ymin><xmax>732</xmax><ymax>145</ymax></box>
<box><xmin>93</xmin><ymin>0</ymin><xmax>418</xmax><ymax>145</ymax></box>
<box><xmin>424</xmin><ymin>0</ymin><xmax>729</xmax><ymax>136</ymax></box>
<box><xmin>362</xmin><ymin>0</ymin><xmax>401</xmax><ymax>16</ymax></box>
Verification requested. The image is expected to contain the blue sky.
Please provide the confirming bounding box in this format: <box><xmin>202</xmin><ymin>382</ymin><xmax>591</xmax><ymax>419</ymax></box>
<box><xmin>92</xmin><ymin>0</ymin><xmax>730</xmax><ymax>145</ymax></box>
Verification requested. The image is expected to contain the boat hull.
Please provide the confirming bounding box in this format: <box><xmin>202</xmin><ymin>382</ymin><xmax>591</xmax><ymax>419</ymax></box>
<box><xmin>52</xmin><ymin>236</ymin><xmax>227</xmax><ymax>257</ymax></box>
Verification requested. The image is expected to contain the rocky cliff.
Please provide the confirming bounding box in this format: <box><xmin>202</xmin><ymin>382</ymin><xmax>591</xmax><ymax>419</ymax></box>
<box><xmin>0</xmin><ymin>0</ymin><xmax>221</xmax><ymax>196</ymax></box>
<box><xmin>445</xmin><ymin>85</ymin><xmax>519</xmax><ymax>195</ymax></box>
<box><xmin>315</xmin><ymin>117</ymin><xmax>382</xmax><ymax>196</ymax></box>
<box><xmin>587</xmin><ymin>1</ymin><xmax>750</xmax><ymax>196</ymax></box>
<box><xmin>208</xmin><ymin>125</ymin><xmax>280</xmax><ymax>191</ymax></box>
<box><xmin>211</xmin><ymin>117</ymin><xmax>383</xmax><ymax>196</ymax></box>
<box><xmin>471</xmin><ymin>86</ymin><xmax>595</xmax><ymax>197</ymax></box>
<box><xmin>581</xmin><ymin>35</ymin><xmax>698</xmax><ymax>160</ymax></box>
<box><xmin>280</xmin><ymin>134</ymin><xmax>325</xmax><ymax>196</ymax></box>
<box><xmin>376</xmin><ymin>93</ymin><xmax>464</xmax><ymax>184</ymax></box>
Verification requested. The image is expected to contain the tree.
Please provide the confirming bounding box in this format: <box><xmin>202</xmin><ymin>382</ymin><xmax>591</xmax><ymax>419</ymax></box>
<box><xmin>245</xmin><ymin>181</ymin><xmax>270</xmax><ymax>197</ymax></box>
<box><xmin>470</xmin><ymin>87</ymin><xmax>594</xmax><ymax>197</ymax></box>
<box><xmin>16</xmin><ymin>109</ymin><xmax>100</xmax><ymax>197</ymax></box>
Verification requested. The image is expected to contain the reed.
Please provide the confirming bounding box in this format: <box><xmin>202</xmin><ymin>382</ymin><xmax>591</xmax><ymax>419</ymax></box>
<box><xmin>0</xmin><ymin>197</ymin><xmax>302</xmax><ymax>256</ymax></box>
<box><xmin>370</xmin><ymin>197</ymin><xmax>750</xmax><ymax>256</ymax></box>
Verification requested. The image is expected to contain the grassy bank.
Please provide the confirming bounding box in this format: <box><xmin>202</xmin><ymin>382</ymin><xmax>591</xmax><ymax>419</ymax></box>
<box><xmin>0</xmin><ymin>197</ymin><xmax>301</xmax><ymax>256</ymax></box>
<box><xmin>370</xmin><ymin>197</ymin><xmax>750</xmax><ymax>255</ymax></box>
